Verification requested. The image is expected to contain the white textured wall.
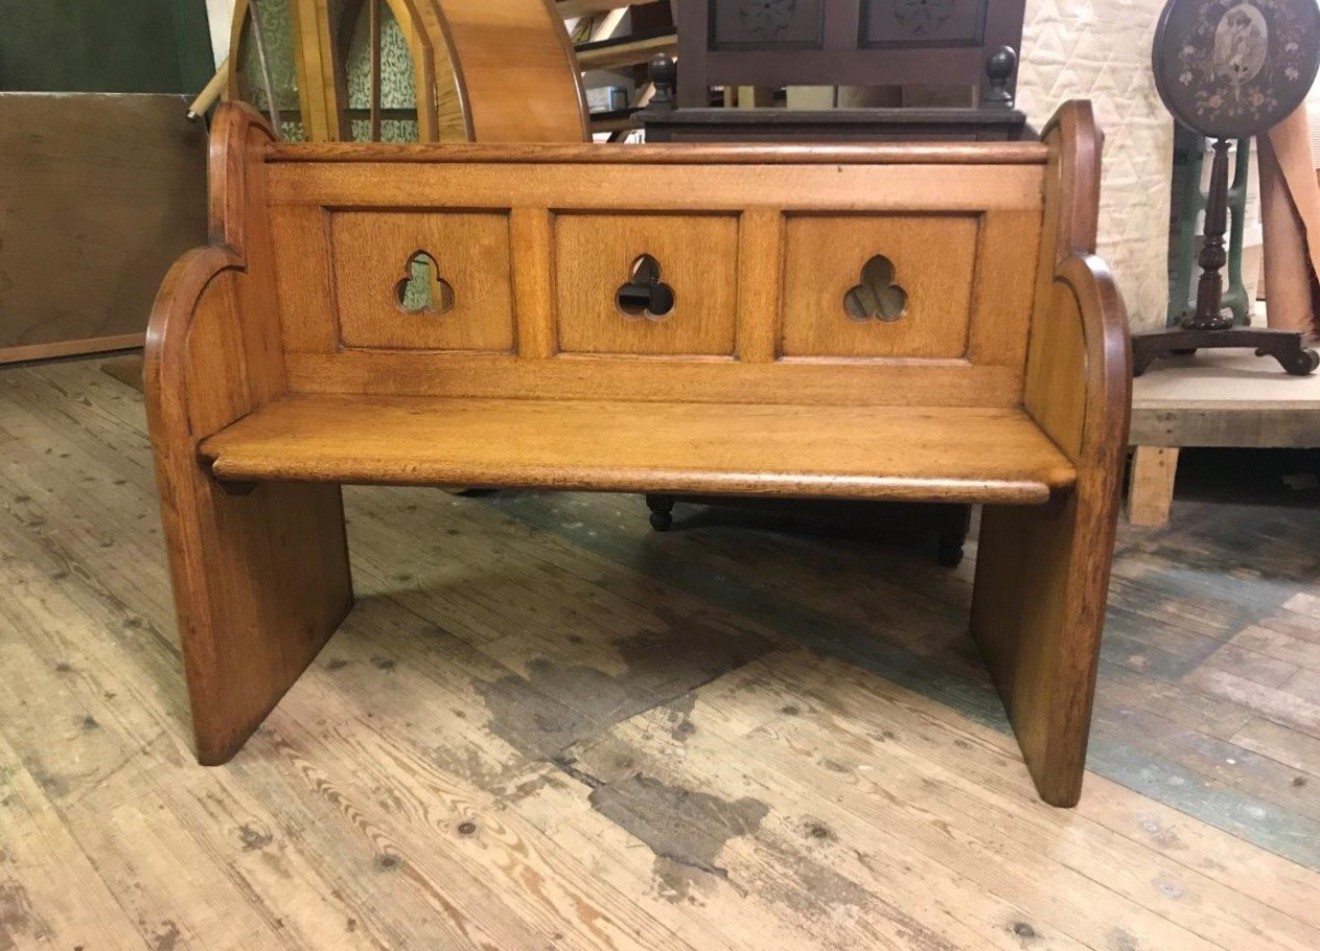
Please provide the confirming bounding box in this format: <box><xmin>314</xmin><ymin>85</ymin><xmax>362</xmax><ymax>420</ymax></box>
<box><xmin>1017</xmin><ymin>0</ymin><xmax>1174</xmax><ymax>331</ymax></box>
<box><xmin>206</xmin><ymin>0</ymin><xmax>233</xmax><ymax>67</ymax></box>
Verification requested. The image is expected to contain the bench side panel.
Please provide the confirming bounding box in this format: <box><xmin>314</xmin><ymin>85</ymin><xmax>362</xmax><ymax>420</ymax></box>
<box><xmin>971</xmin><ymin>102</ymin><xmax>1133</xmax><ymax>805</ymax></box>
<box><xmin>145</xmin><ymin>104</ymin><xmax>353</xmax><ymax>765</ymax></box>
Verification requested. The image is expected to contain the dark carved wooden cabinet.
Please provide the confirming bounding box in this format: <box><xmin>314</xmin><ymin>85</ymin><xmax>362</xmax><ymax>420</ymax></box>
<box><xmin>638</xmin><ymin>0</ymin><xmax>1031</xmax><ymax>560</ymax></box>
<box><xmin>642</xmin><ymin>0</ymin><xmax>1029</xmax><ymax>142</ymax></box>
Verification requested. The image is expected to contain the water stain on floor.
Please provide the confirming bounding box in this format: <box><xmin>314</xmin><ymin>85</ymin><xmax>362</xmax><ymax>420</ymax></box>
<box><xmin>0</xmin><ymin>881</ymin><xmax>44</xmax><ymax>949</ymax></box>
<box><xmin>588</xmin><ymin>773</ymin><xmax>769</xmax><ymax>900</ymax></box>
<box><xmin>477</xmin><ymin>606</ymin><xmax>774</xmax><ymax>762</ymax></box>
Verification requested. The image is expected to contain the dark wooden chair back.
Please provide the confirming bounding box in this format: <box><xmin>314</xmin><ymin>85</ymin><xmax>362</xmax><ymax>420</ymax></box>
<box><xmin>674</xmin><ymin>0</ymin><xmax>1028</xmax><ymax>108</ymax></box>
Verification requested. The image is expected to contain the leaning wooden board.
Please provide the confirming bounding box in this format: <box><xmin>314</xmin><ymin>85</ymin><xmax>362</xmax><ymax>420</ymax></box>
<box><xmin>0</xmin><ymin>93</ymin><xmax>206</xmax><ymax>363</ymax></box>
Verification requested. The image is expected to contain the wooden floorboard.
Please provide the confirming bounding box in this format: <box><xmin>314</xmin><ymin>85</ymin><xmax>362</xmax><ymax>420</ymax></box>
<box><xmin>1</xmin><ymin>357</ymin><xmax>1319</xmax><ymax>949</ymax></box>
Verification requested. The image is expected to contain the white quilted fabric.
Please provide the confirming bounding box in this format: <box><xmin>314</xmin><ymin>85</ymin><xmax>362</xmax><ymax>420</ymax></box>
<box><xmin>1017</xmin><ymin>0</ymin><xmax>1174</xmax><ymax>331</ymax></box>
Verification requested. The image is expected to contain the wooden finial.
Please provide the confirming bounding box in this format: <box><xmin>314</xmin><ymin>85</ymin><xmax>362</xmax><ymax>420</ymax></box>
<box><xmin>648</xmin><ymin>54</ymin><xmax>677</xmax><ymax>110</ymax></box>
<box><xmin>982</xmin><ymin>46</ymin><xmax>1017</xmax><ymax>109</ymax></box>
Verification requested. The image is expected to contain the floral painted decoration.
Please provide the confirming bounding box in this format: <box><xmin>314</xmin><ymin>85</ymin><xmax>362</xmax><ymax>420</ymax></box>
<box><xmin>894</xmin><ymin>0</ymin><xmax>955</xmax><ymax>34</ymax></box>
<box><xmin>1174</xmin><ymin>0</ymin><xmax>1313</xmax><ymax>125</ymax></box>
<box><xmin>739</xmin><ymin>0</ymin><xmax>797</xmax><ymax>39</ymax></box>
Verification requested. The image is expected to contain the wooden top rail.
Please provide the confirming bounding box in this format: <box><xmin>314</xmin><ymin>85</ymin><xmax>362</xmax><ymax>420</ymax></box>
<box><xmin>264</xmin><ymin>140</ymin><xmax>1052</xmax><ymax>166</ymax></box>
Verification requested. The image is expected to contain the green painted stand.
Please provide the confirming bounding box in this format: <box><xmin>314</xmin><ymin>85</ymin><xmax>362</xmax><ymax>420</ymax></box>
<box><xmin>1167</xmin><ymin>126</ymin><xmax>1252</xmax><ymax>328</ymax></box>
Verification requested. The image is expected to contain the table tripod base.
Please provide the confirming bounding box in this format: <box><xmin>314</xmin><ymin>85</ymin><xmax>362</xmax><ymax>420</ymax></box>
<box><xmin>1131</xmin><ymin>327</ymin><xmax>1319</xmax><ymax>377</ymax></box>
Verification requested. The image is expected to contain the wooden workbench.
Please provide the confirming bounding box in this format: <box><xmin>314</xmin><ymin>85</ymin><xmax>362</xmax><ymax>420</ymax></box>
<box><xmin>1128</xmin><ymin>350</ymin><xmax>1320</xmax><ymax>525</ymax></box>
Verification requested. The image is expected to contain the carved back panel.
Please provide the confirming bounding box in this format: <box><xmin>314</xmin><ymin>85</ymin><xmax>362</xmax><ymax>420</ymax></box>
<box><xmin>260</xmin><ymin>140</ymin><xmax>1046</xmax><ymax>408</ymax></box>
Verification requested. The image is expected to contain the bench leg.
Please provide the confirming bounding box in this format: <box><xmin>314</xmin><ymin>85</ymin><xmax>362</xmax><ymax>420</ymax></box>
<box><xmin>935</xmin><ymin>505</ymin><xmax>971</xmax><ymax>568</ymax></box>
<box><xmin>970</xmin><ymin>494</ymin><xmax>1113</xmax><ymax>806</ymax></box>
<box><xmin>646</xmin><ymin>493</ymin><xmax>676</xmax><ymax>531</ymax></box>
<box><xmin>1128</xmin><ymin>446</ymin><xmax>1178</xmax><ymax>528</ymax></box>
<box><xmin>158</xmin><ymin>470</ymin><xmax>352</xmax><ymax>764</ymax></box>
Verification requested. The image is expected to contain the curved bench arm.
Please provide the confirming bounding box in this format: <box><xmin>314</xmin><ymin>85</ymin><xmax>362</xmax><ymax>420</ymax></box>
<box><xmin>144</xmin><ymin>246</ymin><xmax>242</xmax><ymax>448</ymax></box>
<box><xmin>1039</xmin><ymin>100</ymin><xmax>1101</xmax><ymax>262</ymax></box>
<box><xmin>145</xmin><ymin>102</ymin><xmax>286</xmax><ymax>450</ymax></box>
<box><xmin>1051</xmin><ymin>252</ymin><xmax>1133</xmax><ymax>470</ymax></box>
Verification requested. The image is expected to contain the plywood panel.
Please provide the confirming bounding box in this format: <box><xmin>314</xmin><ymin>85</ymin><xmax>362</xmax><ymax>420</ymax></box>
<box><xmin>0</xmin><ymin>93</ymin><xmax>207</xmax><ymax>363</ymax></box>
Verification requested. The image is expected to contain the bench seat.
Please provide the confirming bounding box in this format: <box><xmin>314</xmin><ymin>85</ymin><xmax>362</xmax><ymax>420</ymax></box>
<box><xmin>200</xmin><ymin>395</ymin><xmax>1076</xmax><ymax>504</ymax></box>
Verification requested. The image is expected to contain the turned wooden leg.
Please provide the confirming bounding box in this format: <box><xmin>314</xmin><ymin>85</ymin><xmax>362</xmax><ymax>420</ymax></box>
<box><xmin>936</xmin><ymin>535</ymin><xmax>965</xmax><ymax>568</ymax></box>
<box><xmin>646</xmin><ymin>494</ymin><xmax>675</xmax><ymax>532</ymax></box>
<box><xmin>935</xmin><ymin>505</ymin><xmax>971</xmax><ymax>568</ymax></box>
<box><xmin>971</xmin><ymin>492</ymin><xmax>1115</xmax><ymax>806</ymax></box>
<box><xmin>1128</xmin><ymin>446</ymin><xmax>1178</xmax><ymax>528</ymax></box>
<box><xmin>158</xmin><ymin>465</ymin><xmax>352</xmax><ymax>764</ymax></box>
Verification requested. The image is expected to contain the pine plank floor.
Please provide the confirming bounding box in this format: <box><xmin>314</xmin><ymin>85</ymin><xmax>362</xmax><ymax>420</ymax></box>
<box><xmin>0</xmin><ymin>356</ymin><xmax>1317</xmax><ymax>950</ymax></box>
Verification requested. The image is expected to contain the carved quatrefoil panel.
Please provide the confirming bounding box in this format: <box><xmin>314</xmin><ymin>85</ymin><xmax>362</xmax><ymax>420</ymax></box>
<box><xmin>844</xmin><ymin>255</ymin><xmax>908</xmax><ymax>322</ymax></box>
<box><xmin>395</xmin><ymin>250</ymin><xmax>455</xmax><ymax>316</ymax></box>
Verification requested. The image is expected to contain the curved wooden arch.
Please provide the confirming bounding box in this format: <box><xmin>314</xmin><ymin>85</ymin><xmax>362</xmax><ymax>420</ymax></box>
<box><xmin>424</xmin><ymin>0</ymin><xmax>588</xmax><ymax>143</ymax></box>
<box><xmin>226</xmin><ymin>0</ymin><xmax>585</xmax><ymax>143</ymax></box>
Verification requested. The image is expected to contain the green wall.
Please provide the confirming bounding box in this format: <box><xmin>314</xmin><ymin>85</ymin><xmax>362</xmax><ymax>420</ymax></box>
<box><xmin>0</xmin><ymin>0</ymin><xmax>214</xmax><ymax>93</ymax></box>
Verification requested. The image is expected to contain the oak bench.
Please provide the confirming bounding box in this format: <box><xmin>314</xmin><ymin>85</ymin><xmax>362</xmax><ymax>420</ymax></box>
<box><xmin>146</xmin><ymin>101</ymin><xmax>1130</xmax><ymax>806</ymax></box>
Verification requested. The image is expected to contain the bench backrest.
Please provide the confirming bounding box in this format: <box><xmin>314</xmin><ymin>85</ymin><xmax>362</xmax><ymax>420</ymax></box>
<box><xmin>220</xmin><ymin>108</ymin><xmax>1083</xmax><ymax>410</ymax></box>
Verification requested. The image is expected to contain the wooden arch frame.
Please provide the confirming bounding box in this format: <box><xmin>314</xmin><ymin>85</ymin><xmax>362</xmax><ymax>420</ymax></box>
<box><xmin>226</xmin><ymin>0</ymin><xmax>442</xmax><ymax>141</ymax></box>
<box><xmin>225</xmin><ymin>0</ymin><xmax>587</xmax><ymax>143</ymax></box>
<box><xmin>332</xmin><ymin>0</ymin><xmax>452</xmax><ymax>141</ymax></box>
